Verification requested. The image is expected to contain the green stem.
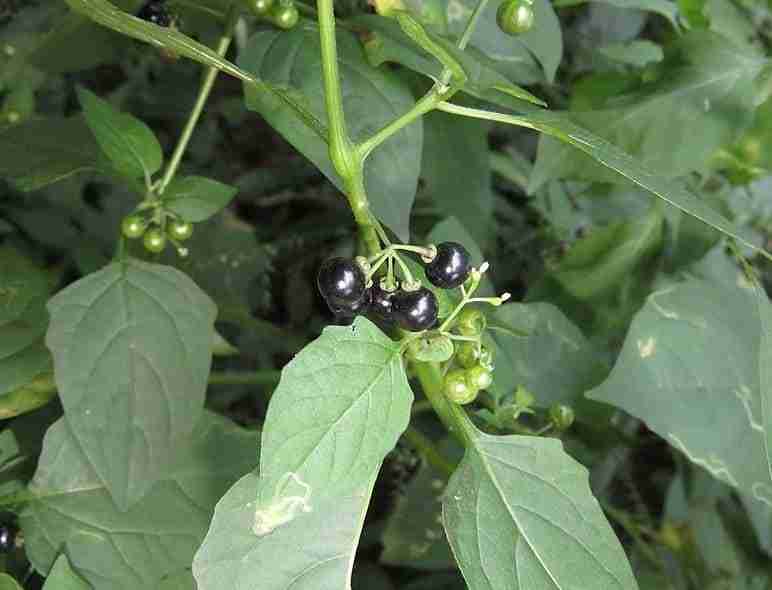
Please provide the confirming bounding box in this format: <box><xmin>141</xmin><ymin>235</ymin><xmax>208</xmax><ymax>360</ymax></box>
<box><xmin>456</xmin><ymin>0</ymin><xmax>490</xmax><ymax>51</ymax></box>
<box><xmin>413</xmin><ymin>362</ymin><xmax>475</xmax><ymax>448</ymax></box>
<box><xmin>157</xmin><ymin>7</ymin><xmax>237</xmax><ymax>194</ymax></box>
<box><xmin>403</xmin><ymin>426</ymin><xmax>456</xmax><ymax>477</ymax></box>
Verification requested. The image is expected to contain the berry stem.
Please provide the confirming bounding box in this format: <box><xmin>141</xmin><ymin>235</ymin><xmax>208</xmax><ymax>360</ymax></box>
<box><xmin>157</xmin><ymin>6</ymin><xmax>237</xmax><ymax>195</ymax></box>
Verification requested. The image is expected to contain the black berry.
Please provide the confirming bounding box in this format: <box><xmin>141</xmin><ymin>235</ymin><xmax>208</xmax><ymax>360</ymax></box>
<box><xmin>317</xmin><ymin>257</ymin><xmax>367</xmax><ymax>309</ymax></box>
<box><xmin>0</xmin><ymin>526</ymin><xmax>15</xmax><ymax>553</ymax></box>
<box><xmin>425</xmin><ymin>242</ymin><xmax>471</xmax><ymax>289</ymax></box>
<box><xmin>368</xmin><ymin>283</ymin><xmax>396</xmax><ymax>323</ymax></box>
<box><xmin>393</xmin><ymin>287</ymin><xmax>439</xmax><ymax>332</ymax></box>
<box><xmin>137</xmin><ymin>0</ymin><xmax>171</xmax><ymax>26</ymax></box>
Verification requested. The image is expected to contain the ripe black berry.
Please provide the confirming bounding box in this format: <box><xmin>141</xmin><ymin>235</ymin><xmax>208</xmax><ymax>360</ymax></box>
<box><xmin>393</xmin><ymin>287</ymin><xmax>439</xmax><ymax>332</ymax></box>
<box><xmin>0</xmin><ymin>525</ymin><xmax>15</xmax><ymax>553</ymax></box>
<box><xmin>425</xmin><ymin>242</ymin><xmax>471</xmax><ymax>289</ymax></box>
<box><xmin>317</xmin><ymin>257</ymin><xmax>367</xmax><ymax>309</ymax></box>
<box><xmin>137</xmin><ymin>0</ymin><xmax>171</xmax><ymax>26</ymax></box>
<box><xmin>368</xmin><ymin>283</ymin><xmax>396</xmax><ymax>322</ymax></box>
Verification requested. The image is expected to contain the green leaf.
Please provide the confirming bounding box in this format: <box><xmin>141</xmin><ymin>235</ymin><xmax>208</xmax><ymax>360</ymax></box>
<box><xmin>444</xmin><ymin>430</ymin><xmax>639</xmax><ymax>590</ymax></box>
<box><xmin>552</xmin><ymin>205</ymin><xmax>664</xmax><ymax>300</ymax></box>
<box><xmin>422</xmin><ymin>114</ymin><xmax>494</xmax><ymax>246</ymax></box>
<box><xmin>487</xmin><ymin>302</ymin><xmax>598</xmax><ymax>406</ymax></box>
<box><xmin>530</xmin><ymin>33</ymin><xmax>766</xmax><ymax>189</ymax></box>
<box><xmin>42</xmin><ymin>555</ymin><xmax>90</xmax><ymax>590</ymax></box>
<box><xmin>447</xmin><ymin>0</ymin><xmax>563</xmax><ymax>83</ymax></box>
<box><xmin>239</xmin><ymin>25</ymin><xmax>422</xmax><ymax>241</ymax></box>
<box><xmin>354</xmin><ymin>15</ymin><xmax>546</xmax><ymax>109</ymax></box>
<box><xmin>162</xmin><ymin>176</ymin><xmax>238</xmax><ymax>222</ymax></box>
<box><xmin>588</xmin><ymin>278</ymin><xmax>772</xmax><ymax>504</ymax></box>
<box><xmin>0</xmin><ymin>248</ymin><xmax>51</xmax><ymax>397</ymax></box>
<box><xmin>0</xmin><ymin>117</ymin><xmax>101</xmax><ymax>191</ymax></box>
<box><xmin>193</xmin><ymin>317</ymin><xmax>413</xmax><ymax>589</ymax></box>
<box><xmin>0</xmin><ymin>575</ymin><xmax>22</xmax><ymax>590</ymax></box>
<box><xmin>598</xmin><ymin>40</ymin><xmax>664</xmax><ymax>67</ymax></box>
<box><xmin>45</xmin><ymin>258</ymin><xmax>216</xmax><ymax>510</ymax></box>
<box><xmin>555</xmin><ymin>0</ymin><xmax>679</xmax><ymax>28</ymax></box>
<box><xmin>76</xmin><ymin>86</ymin><xmax>163</xmax><ymax>180</ymax></box>
<box><xmin>20</xmin><ymin>412</ymin><xmax>259</xmax><ymax>590</ymax></box>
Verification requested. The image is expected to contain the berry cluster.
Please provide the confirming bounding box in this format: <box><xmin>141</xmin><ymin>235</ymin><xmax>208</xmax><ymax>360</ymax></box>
<box><xmin>122</xmin><ymin>214</ymin><xmax>193</xmax><ymax>256</ymax></box>
<box><xmin>442</xmin><ymin>309</ymin><xmax>495</xmax><ymax>405</ymax></box>
<box><xmin>317</xmin><ymin>241</ymin><xmax>473</xmax><ymax>332</ymax></box>
<box><xmin>496</xmin><ymin>0</ymin><xmax>535</xmax><ymax>35</ymax></box>
<box><xmin>247</xmin><ymin>0</ymin><xmax>299</xmax><ymax>30</ymax></box>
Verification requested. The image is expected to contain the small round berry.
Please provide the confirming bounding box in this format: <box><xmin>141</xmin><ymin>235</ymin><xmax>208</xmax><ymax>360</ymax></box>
<box><xmin>549</xmin><ymin>403</ymin><xmax>575</xmax><ymax>431</ymax></box>
<box><xmin>327</xmin><ymin>287</ymin><xmax>371</xmax><ymax>317</ymax></box>
<box><xmin>465</xmin><ymin>365</ymin><xmax>493</xmax><ymax>391</ymax></box>
<box><xmin>0</xmin><ymin>526</ymin><xmax>15</xmax><ymax>553</ymax></box>
<box><xmin>456</xmin><ymin>342</ymin><xmax>494</xmax><ymax>370</ymax></box>
<box><xmin>393</xmin><ymin>287</ymin><xmax>439</xmax><ymax>332</ymax></box>
<box><xmin>168</xmin><ymin>220</ymin><xmax>193</xmax><ymax>241</ymax></box>
<box><xmin>251</xmin><ymin>0</ymin><xmax>274</xmax><ymax>16</ymax></box>
<box><xmin>273</xmin><ymin>3</ymin><xmax>299</xmax><ymax>29</ymax></box>
<box><xmin>424</xmin><ymin>241</ymin><xmax>471</xmax><ymax>289</ymax></box>
<box><xmin>368</xmin><ymin>282</ymin><xmax>396</xmax><ymax>323</ymax></box>
<box><xmin>137</xmin><ymin>0</ymin><xmax>172</xmax><ymax>26</ymax></box>
<box><xmin>143</xmin><ymin>228</ymin><xmax>167</xmax><ymax>253</ymax></box>
<box><xmin>455</xmin><ymin>307</ymin><xmax>486</xmax><ymax>337</ymax></box>
<box><xmin>496</xmin><ymin>0</ymin><xmax>535</xmax><ymax>35</ymax></box>
<box><xmin>444</xmin><ymin>369</ymin><xmax>478</xmax><ymax>405</ymax></box>
<box><xmin>317</xmin><ymin>257</ymin><xmax>367</xmax><ymax>308</ymax></box>
<box><xmin>121</xmin><ymin>215</ymin><xmax>146</xmax><ymax>239</ymax></box>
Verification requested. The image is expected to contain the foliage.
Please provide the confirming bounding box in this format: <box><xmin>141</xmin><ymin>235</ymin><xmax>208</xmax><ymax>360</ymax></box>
<box><xmin>1</xmin><ymin>0</ymin><xmax>772</xmax><ymax>589</ymax></box>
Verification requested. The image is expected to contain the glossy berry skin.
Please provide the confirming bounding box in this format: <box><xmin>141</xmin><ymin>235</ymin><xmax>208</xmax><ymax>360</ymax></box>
<box><xmin>425</xmin><ymin>242</ymin><xmax>471</xmax><ymax>289</ymax></box>
<box><xmin>496</xmin><ymin>0</ymin><xmax>535</xmax><ymax>35</ymax></box>
<box><xmin>137</xmin><ymin>0</ymin><xmax>172</xmax><ymax>26</ymax></box>
<box><xmin>317</xmin><ymin>257</ymin><xmax>367</xmax><ymax>309</ymax></box>
<box><xmin>121</xmin><ymin>215</ymin><xmax>145</xmax><ymax>239</ymax></box>
<box><xmin>393</xmin><ymin>287</ymin><xmax>439</xmax><ymax>332</ymax></box>
<box><xmin>143</xmin><ymin>228</ymin><xmax>167</xmax><ymax>253</ymax></box>
<box><xmin>169</xmin><ymin>220</ymin><xmax>193</xmax><ymax>241</ymax></box>
<box><xmin>368</xmin><ymin>283</ymin><xmax>396</xmax><ymax>323</ymax></box>
<box><xmin>0</xmin><ymin>526</ymin><xmax>14</xmax><ymax>553</ymax></box>
<box><xmin>444</xmin><ymin>369</ymin><xmax>478</xmax><ymax>405</ymax></box>
<box><xmin>466</xmin><ymin>365</ymin><xmax>493</xmax><ymax>391</ymax></box>
<box><xmin>549</xmin><ymin>403</ymin><xmax>575</xmax><ymax>430</ymax></box>
<box><xmin>273</xmin><ymin>4</ymin><xmax>299</xmax><ymax>29</ymax></box>
<box><xmin>251</xmin><ymin>0</ymin><xmax>274</xmax><ymax>16</ymax></box>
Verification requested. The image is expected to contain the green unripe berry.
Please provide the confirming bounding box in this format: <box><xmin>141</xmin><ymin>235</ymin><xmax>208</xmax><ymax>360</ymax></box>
<box><xmin>496</xmin><ymin>0</ymin><xmax>535</xmax><ymax>35</ymax></box>
<box><xmin>143</xmin><ymin>228</ymin><xmax>167</xmax><ymax>253</ymax></box>
<box><xmin>456</xmin><ymin>342</ymin><xmax>494</xmax><ymax>370</ymax></box>
<box><xmin>273</xmin><ymin>4</ymin><xmax>299</xmax><ymax>29</ymax></box>
<box><xmin>549</xmin><ymin>403</ymin><xmax>575</xmax><ymax>431</ymax></box>
<box><xmin>169</xmin><ymin>220</ymin><xmax>194</xmax><ymax>241</ymax></box>
<box><xmin>250</xmin><ymin>0</ymin><xmax>274</xmax><ymax>16</ymax></box>
<box><xmin>121</xmin><ymin>215</ymin><xmax>146</xmax><ymax>239</ymax></box>
<box><xmin>455</xmin><ymin>307</ymin><xmax>486</xmax><ymax>337</ymax></box>
<box><xmin>444</xmin><ymin>369</ymin><xmax>479</xmax><ymax>405</ymax></box>
<box><xmin>465</xmin><ymin>365</ymin><xmax>493</xmax><ymax>391</ymax></box>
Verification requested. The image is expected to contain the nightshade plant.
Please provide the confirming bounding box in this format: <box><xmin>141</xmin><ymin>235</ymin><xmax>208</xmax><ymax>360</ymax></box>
<box><xmin>2</xmin><ymin>0</ymin><xmax>772</xmax><ymax>589</ymax></box>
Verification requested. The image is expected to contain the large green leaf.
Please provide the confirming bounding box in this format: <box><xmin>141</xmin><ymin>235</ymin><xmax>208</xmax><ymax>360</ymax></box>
<box><xmin>239</xmin><ymin>25</ymin><xmax>422</xmax><ymax>241</ymax></box>
<box><xmin>0</xmin><ymin>117</ymin><xmax>101</xmax><ymax>191</ymax></box>
<box><xmin>46</xmin><ymin>259</ymin><xmax>216</xmax><ymax>510</ymax></box>
<box><xmin>447</xmin><ymin>0</ymin><xmax>563</xmax><ymax>83</ymax></box>
<box><xmin>444</xmin><ymin>430</ymin><xmax>638</xmax><ymax>590</ymax></box>
<box><xmin>487</xmin><ymin>303</ymin><xmax>599</xmax><ymax>406</ymax></box>
<box><xmin>0</xmin><ymin>248</ymin><xmax>51</xmax><ymax>396</ymax></box>
<box><xmin>42</xmin><ymin>555</ymin><xmax>90</xmax><ymax>590</ymax></box>
<box><xmin>20</xmin><ymin>412</ymin><xmax>259</xmax><ymax>590</ymax></box>
<box><xmin>76</xmin><ymin>87</ymin><xmax>163</xmax><ymax>180</ymax></box>
<box><xmin>530</xmin><ymin>33</ymin><xmax>766</xmax><ymax>189</ymax></box>
<box><xmin>161</xmin><ymin>176</ymin><xmax>238</xmax><ymax>222</ymax></box>
<box><xmin>0</xmin><ymin>575</ymin><xmax>22</xmax><ymax>590</ymax></box>
<box><xmin>588</xmin><ymin>278</ymin><xmax>772</xmax><ymax>504</ymax></box>
<box><xmin>193</xmin><ymin>317</ymin><xmax>413</xmax><ymax>589</ymax></box>
<box><xmin>554</xmin><ymin>0</ymin><xmax>679</xmax><ymax>28</ymax></box>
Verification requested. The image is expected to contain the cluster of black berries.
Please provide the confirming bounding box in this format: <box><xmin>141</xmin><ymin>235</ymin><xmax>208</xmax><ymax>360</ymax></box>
<box><xmin>137</xmin><ymin>0</ymin><xmax>172</xmax><ymax>27</ymax></box>
<box><xmin>317</xmin><ymin>242</ymin><xmax>471</xmax><ymax>332</ymax></box>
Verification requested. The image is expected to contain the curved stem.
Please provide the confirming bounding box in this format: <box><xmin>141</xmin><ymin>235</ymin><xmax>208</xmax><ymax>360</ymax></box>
<box><xmin>403</xmin><ymin>426</ymin><xmax>456</xmax><ymax>477</ymax></box>
<box><xmin>157</xmin><ymin>7</ymin><xmax>237</xmax><ymax>194</ymax></box>
<box><xmin>412</xmin><ymin>362</ymin><xmax>475</xmax><ymax>448</ymax></box>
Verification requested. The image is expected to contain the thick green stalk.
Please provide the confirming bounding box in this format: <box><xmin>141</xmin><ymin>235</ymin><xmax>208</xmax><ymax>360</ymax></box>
<box><xmin>413</xmin><ymin>362</ymin><xmax>475</xmax><ymax>448</ymax></box>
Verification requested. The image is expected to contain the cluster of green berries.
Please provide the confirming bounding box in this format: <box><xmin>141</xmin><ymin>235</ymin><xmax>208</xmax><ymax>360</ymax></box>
<box><xmin>247</xmin><ymin>0</ymin><xmax>299</xmax><ymax>30</ymax></box>
<box><xmin>496</xmin><ymin>0</ymin><xmax>535</xmax><ymax>35</ymax></box>
<box><xmin>121</xmin><ymin>214</ymin><xmax>193</xmax><ymax>255</ymax></box>
<box><xmin>317</xmin><ymin>241</ymin><xmax>473</xmax><ymax>332</ymax></box>
<box><xmin>442</xmin><ymin>309</ymin><xmax>494</xmax><ymax>405</ymax></box>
